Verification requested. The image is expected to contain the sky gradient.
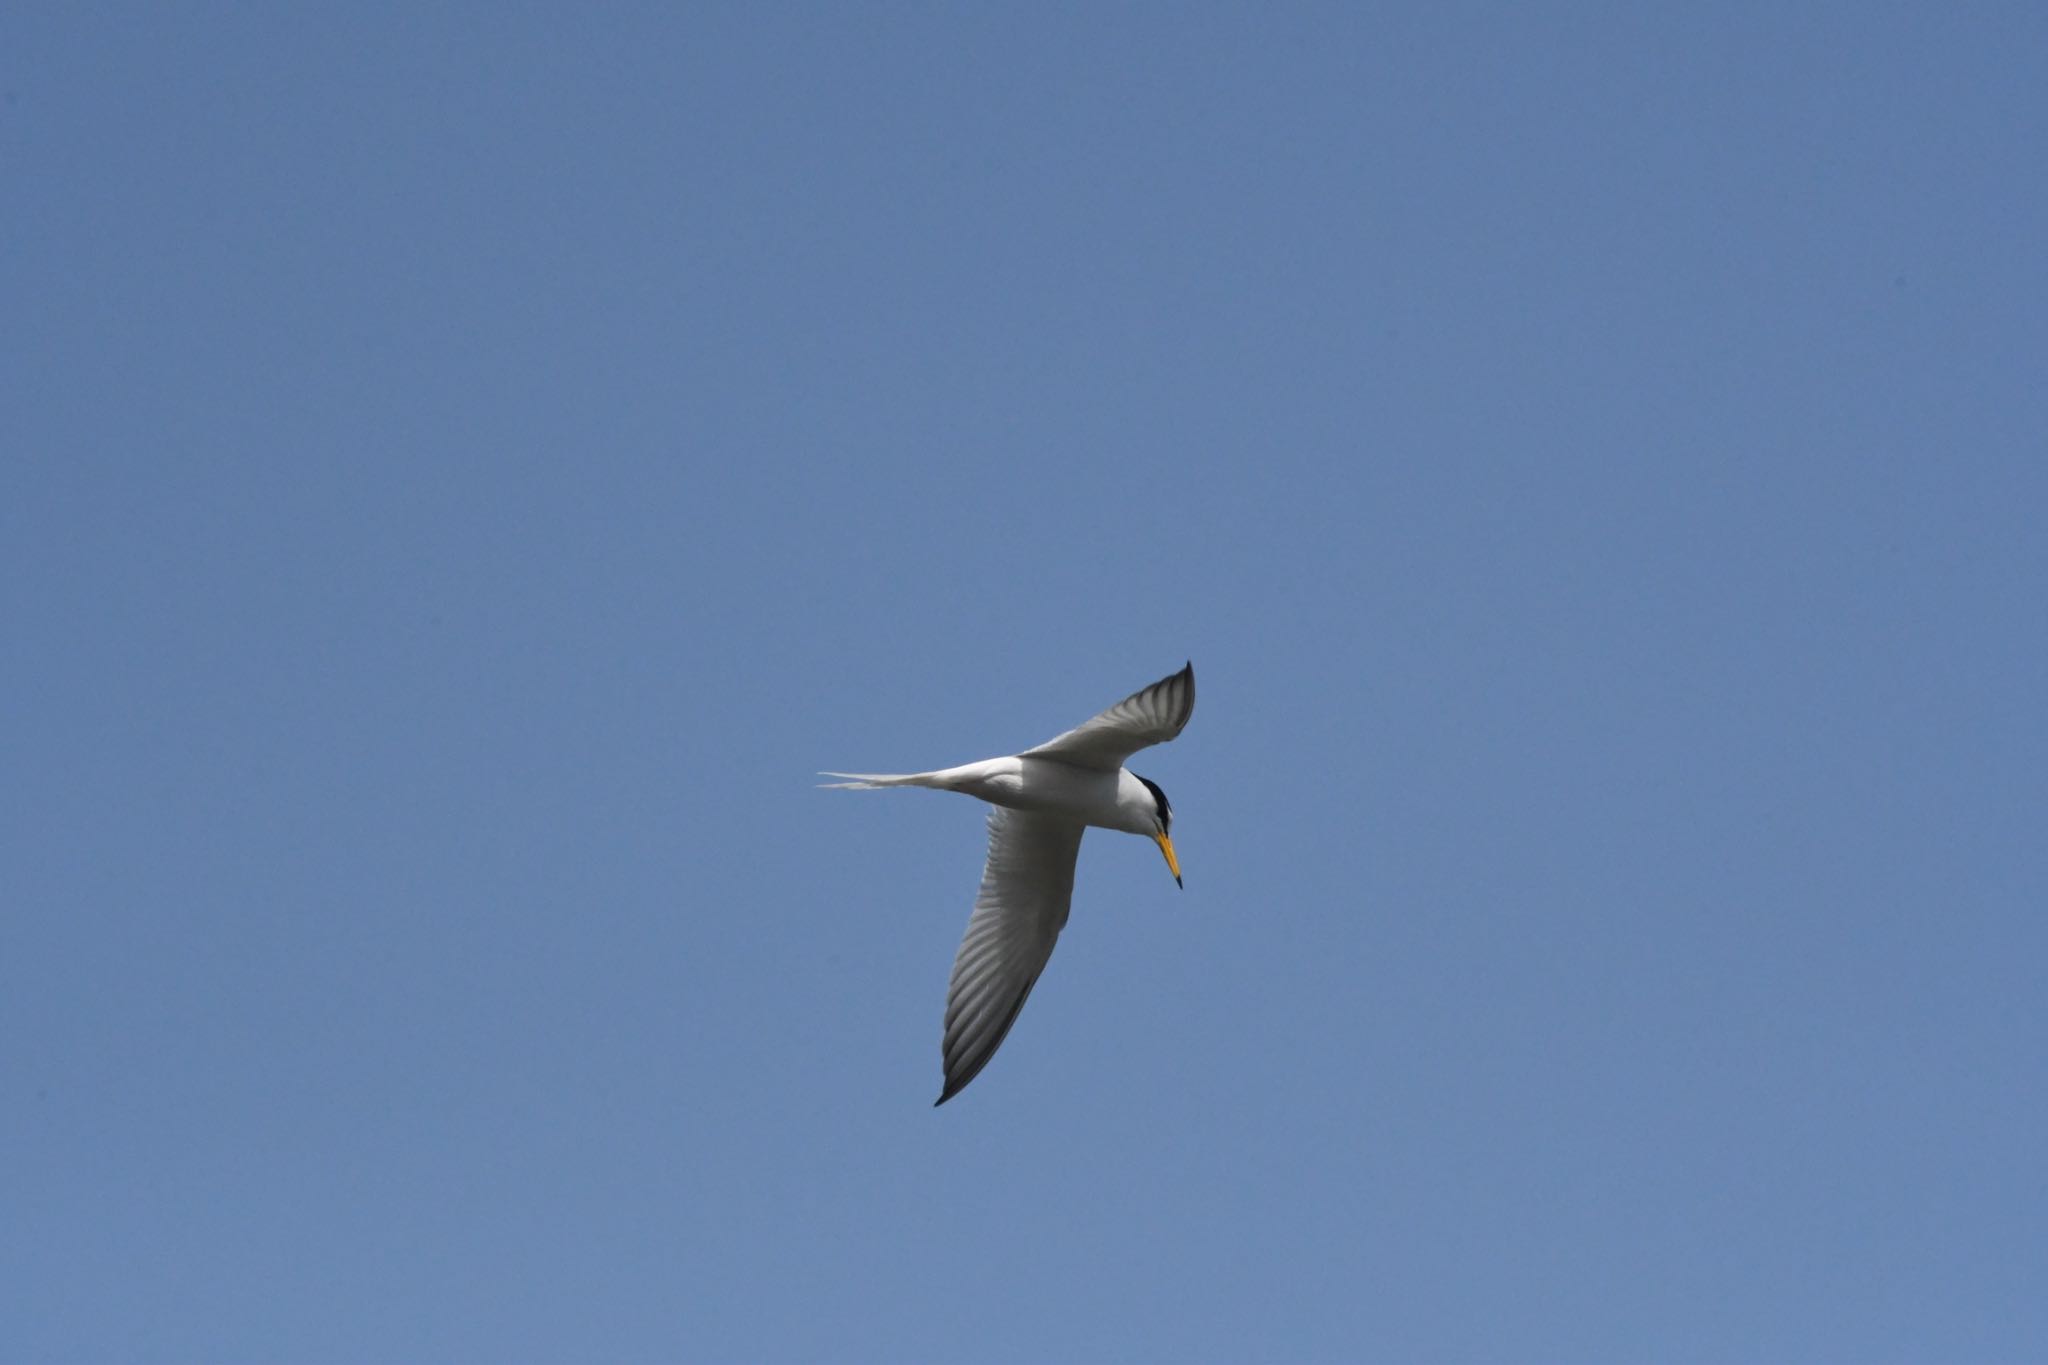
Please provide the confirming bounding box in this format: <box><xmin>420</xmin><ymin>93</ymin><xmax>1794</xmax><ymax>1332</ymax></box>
<box><xmin>5</xmin><ymin>5</ymin><xmax>2045</xmax><ymax>1362</ymax></box>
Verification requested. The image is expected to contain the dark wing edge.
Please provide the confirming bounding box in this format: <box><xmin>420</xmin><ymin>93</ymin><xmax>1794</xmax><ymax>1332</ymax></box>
<box><xmin>934</xmin><ymin>810</ymin><xmax>1085</xmax><ymax>1105</ymax></box>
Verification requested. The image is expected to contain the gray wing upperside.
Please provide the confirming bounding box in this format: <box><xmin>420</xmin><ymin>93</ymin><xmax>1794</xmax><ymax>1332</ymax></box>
<box><xmin>1017</xmin><ymin>662</ymin><xmax>1195</xmax><ymax>772</ymax></box>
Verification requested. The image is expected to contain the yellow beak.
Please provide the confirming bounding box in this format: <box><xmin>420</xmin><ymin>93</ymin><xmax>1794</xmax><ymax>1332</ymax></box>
<box><xmin>1153</xmin><ymin>831</ymin><xmax>1183</xmax><ymax>888</ymax></box>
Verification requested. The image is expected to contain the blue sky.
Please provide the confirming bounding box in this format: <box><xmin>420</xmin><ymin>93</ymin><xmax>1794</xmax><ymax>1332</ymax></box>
<box><xmin>5</xmin><ymin>5</ymin><xmax>2044</xmax><ymax>1361</ymax></box>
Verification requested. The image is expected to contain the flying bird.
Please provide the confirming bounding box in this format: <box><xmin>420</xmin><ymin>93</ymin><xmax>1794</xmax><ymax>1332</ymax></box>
<box><xmin>823</xmin><ymin>662</ymin><xmax>1196</xmax><ymax>1104</ymax></box>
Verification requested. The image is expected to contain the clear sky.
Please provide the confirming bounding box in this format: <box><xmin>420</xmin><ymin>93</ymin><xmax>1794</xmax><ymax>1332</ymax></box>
<box><xmin>5</xmin><ymin>5</ymin><xmax>2044</xmax><ymax>1362</ymax></box>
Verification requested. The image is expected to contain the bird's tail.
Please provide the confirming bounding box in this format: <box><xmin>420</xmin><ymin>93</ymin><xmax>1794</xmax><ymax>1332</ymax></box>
<box><xmin>817</xmin><ymin>770</ymin><xmax>946</xmax><ymax>790</ymax></box>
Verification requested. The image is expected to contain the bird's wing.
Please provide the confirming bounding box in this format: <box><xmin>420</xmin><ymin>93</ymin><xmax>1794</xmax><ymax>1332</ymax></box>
<box><xmin>1018</xmin><ymin>662</ymin><xmax>1196</xmax><ymax>772</ymax></box>
<box><xmin>937</xmin><ymin>809</ymin><xmax>1087</xmax><ymax>1105</ymax></box>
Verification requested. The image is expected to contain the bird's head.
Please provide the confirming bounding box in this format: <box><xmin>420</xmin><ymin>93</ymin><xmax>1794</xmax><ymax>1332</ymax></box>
<box><xmin>1133</xmin><ymin>774</ymin><xmax>1182</xmax><ymax>888</ymax></box>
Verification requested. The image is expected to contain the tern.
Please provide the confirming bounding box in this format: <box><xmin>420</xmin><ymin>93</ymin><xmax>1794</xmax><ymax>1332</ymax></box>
<box><xmin>823</xmin><ymin>662</ymin><xmax>1196</xmax><ymax>1104</ymax></box>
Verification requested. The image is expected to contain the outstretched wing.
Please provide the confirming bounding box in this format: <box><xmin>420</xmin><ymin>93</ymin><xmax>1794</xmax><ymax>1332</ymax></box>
<box><xmin>1018</xmin><ymin>662</ymin><xmax>1196</xmax><ymax>772</ymax></box>
<box><xmin>937</xmin><ymin>809</ymin><xmax>1086</xmax><ymax>1105</ymax></box>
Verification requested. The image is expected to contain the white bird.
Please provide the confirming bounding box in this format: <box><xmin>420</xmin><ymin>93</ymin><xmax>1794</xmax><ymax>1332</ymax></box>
<box><xmin>823</xmin><ymin>663</ymin><xmax>1196</xmax><ymax>1104</ymax></box>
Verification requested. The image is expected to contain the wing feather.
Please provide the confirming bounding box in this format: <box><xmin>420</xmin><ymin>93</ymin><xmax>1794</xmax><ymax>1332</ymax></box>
<box><xmin>936</xmin><ymin>809</ymin><xmax>1086</xmax><ymax>1104</ymax></box>
<box><xmin>1018</xmin><ymin>662</ymin><xmax>1196</xmax><ymax>772</ymax></box>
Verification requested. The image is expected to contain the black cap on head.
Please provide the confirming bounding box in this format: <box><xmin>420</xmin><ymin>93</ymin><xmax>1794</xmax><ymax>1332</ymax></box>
<box><xmin>1134</xmin><ymin>774</ymin><xmax>1171</xmax><ymax>831</ymax></box>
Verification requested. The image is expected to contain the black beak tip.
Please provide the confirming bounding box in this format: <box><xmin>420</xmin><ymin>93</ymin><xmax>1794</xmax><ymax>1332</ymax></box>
<box><xmin>1174</xmin><ymin>874</ymin><xmax>1183</xmax><ymax>889</ymax></box>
